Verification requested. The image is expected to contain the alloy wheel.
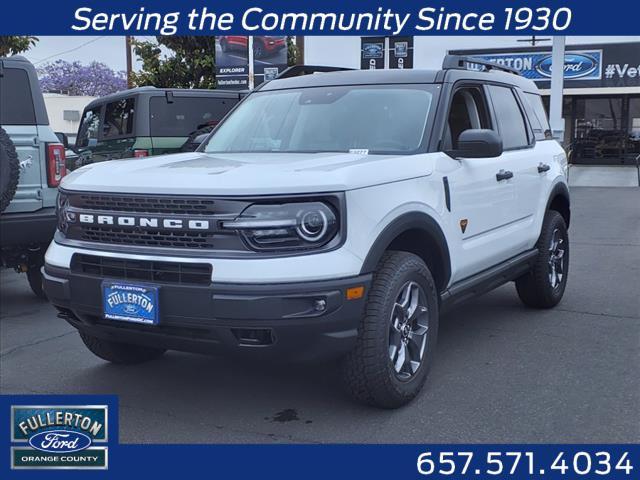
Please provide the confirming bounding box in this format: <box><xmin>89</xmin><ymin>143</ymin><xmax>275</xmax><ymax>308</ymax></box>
<box><xmin>548</xmin><ymin>228</ymin><xmax>566</xmax><ymax>289</ymax></box>
<box><xmin>388</xmin><ymin>281</ymin><xmax>430</xmax><ymax>380</ymax></box>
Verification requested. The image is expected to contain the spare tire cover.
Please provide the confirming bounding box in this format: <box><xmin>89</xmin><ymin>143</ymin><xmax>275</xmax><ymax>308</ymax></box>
<box><xmin>0</xmin><ymin>127</ymin><xmax>21</xmax><ymax>213</ymax></box>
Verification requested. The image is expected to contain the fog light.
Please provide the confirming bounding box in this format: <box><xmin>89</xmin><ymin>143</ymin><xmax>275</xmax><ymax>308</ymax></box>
<box><xmin>314</xmin><ymin>299</ymin><xmax>327</xmax><ymax>312</ymax></box>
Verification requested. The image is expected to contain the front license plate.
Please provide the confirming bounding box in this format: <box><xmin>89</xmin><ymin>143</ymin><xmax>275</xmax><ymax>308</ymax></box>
<box><xmin>102</xmin><ymin>282</ymin><xmax>159</xmax><ymax>325</ymax></box>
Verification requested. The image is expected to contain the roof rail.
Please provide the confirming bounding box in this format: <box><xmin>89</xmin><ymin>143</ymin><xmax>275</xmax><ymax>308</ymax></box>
<box><xmin>442</xmin><ymin>55</ymin><xmax>520</xmax><ymax>76</ymax></box>
<box><xmin>276</xmin><ymin>65</ymin><xmax>354</xmax><ymax>79</ymax></box>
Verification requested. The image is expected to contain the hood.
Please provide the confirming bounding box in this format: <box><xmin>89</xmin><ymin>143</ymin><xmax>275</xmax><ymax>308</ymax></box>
<box><xmin>61</xmin><ymin>151</ymin><xmax>435</xmax><ymax>195</ymax></box>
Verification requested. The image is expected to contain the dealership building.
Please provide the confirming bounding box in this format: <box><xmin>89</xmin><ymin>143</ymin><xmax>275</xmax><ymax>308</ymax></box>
<box><xmin>304</xmin><ymin>36</ymin><xmax>640</xmax><ymax>165</ymax></box>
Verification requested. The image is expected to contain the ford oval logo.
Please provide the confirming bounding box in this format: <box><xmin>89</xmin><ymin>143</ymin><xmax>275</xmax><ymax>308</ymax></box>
<box><xmin>535</xmin><ymin>53</ymin><xmax>598</xmax><ymax>79</ymax></box>
<box><xmin>28</xmin><ymin>430</ymin><xmax>92</xmax><ymax>453</ymax></box>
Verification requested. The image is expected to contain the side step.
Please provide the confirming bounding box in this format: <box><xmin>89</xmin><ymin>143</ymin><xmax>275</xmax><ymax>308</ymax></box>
<box><xmin>440</xmin><ymin>249</ymin><xmax>538</xmax><ymax>313</ymax></box>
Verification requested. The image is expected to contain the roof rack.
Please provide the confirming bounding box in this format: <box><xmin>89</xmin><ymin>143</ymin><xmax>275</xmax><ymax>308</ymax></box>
<box><xmin>276</xmin><ymin>65</ymin><xmax>354</xmax><ymax>79</ymax></box>
<box><xmin>442</xmin><ymin>55</ymin><xmax>520</xmax><ymax>76</ymax></box>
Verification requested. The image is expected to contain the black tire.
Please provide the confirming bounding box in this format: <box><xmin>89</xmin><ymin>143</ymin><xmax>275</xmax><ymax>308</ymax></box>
<box><xmin>0</xmin><ymin>127</ymin><xmax>20</xmax><ymax>213</ymax></box>
<box><xmin>27</xmin><ymin>267</ymin><xmax>47</xmax><ymax>300</ymax></box>
<box><xmin>341</xmin><ymin>251</ymin><xmax>439</xmax><ymax>408</ymax></box>
<box><xmin>79</xmin><ymin>332</ymin><xmax>166</xmax><ymax>365</ymax></box>
<box><xmin>516</xmin><ymin>210</ymin><xmax>569</xmax><ymax>308</ymax></box>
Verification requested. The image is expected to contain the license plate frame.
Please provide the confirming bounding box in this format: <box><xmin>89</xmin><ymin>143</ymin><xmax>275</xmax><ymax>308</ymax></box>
<box><xmin>102</xmin><ymin>281</ymin><xmax>160</xmax><ymax>325</ymax></box>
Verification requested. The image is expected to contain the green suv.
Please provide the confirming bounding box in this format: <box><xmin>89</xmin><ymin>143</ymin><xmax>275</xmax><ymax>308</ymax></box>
<box><xmin>0</xmin><ymin>56</ymin><xmax>67</xmax><ymax>297</ymax></box>
<box><xmin>71</xmin><ymin>87</ymin><xmax>243</xmax><ymax>168</ymax></box>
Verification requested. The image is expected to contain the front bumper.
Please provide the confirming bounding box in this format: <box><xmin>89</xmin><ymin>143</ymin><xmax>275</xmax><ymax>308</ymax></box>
<box><xmin>43</xmin><ymin>264</ymin><xmax>371</xmax><ymax>362</ymax></box>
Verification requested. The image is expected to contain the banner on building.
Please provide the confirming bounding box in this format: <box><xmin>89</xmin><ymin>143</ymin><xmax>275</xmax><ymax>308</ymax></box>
<box><xmin>215</xmin><ymin>36</ymin><xmax>288</xmax><ymax>89</ymax></box>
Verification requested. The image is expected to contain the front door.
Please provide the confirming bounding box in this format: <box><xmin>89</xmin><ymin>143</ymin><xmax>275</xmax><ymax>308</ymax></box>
<box><xmin>443</xmin><ymin>85</ymin><xmax>523</xmax><ymax>280</ymax></box>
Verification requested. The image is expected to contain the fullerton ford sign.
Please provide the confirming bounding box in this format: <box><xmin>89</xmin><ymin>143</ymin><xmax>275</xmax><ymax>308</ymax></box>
<box><xmin>463</xmin><ymin>49</ymin><xmax>603</xmax><ymax>81</ymax></box>
<box><xmin>534</xmin><ymin>53</ymin><xmax>599</xmax><ymax>79</ymax></box>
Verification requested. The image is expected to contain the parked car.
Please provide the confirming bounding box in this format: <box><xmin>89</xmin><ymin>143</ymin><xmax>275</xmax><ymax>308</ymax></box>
<box><xmin>44</xmin><ymin>59</ymin><xmax>570</xmax><ymax>408</ymax></box>
<box><xmin>70</xmin><ymin>87</ymin><xmax>243</xmax><ymax>168</ymax></box>
<box><xmin>0</xmin><ymin>56</ymin><xmax>67</xmax><ymax>298</ymax></box>
<box><xmin>219</xmin><ymin>36</ymin><xmax>286</xmax><ymax>59</ymax></box>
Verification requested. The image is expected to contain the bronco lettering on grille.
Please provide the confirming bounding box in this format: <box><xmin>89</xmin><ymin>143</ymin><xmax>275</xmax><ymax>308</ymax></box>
<box><xmin>77</xmin><ymin>214</ymin><xmax>210</xmax><ymax>230</ymax></box>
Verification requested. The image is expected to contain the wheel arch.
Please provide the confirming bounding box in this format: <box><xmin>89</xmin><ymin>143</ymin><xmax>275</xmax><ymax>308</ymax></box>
<box><xmin>360</xmin><ymin>212</ymin><xmax>451</xmax><ymax>293</ymax></box>
<box><xmin>546</xmin><ymin>182</ymin><xmax>571</xmax><ymax>228</ymax></box>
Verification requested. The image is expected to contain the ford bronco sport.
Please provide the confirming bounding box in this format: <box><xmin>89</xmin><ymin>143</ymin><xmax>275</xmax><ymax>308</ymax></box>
<box><xmin>1</xmin><ymin>56</ymin><xmax>67</xmax><ymax>298</ymax></box>
<box><xmin>43</xmin><ymin>58</ymin><xmax>570</xmax><ymax>408</ymax></box>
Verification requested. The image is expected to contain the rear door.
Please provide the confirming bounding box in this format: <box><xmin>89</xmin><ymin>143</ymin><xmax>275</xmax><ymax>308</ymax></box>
<box><xmin>0</xmin><ymin>65</ymin><xmax>42</xmax><ymax>213</ymax></box>
<box><xmin>485</xmin><ymin>84</ymin><xmax>539</xmax><ymax>253</ymax></box>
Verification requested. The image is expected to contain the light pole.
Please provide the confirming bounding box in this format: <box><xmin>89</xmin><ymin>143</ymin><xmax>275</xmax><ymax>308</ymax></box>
<box><xmin>550</xmin><ymin>36</ymin><xmax>566</xmax><ymax>142</ymax></box>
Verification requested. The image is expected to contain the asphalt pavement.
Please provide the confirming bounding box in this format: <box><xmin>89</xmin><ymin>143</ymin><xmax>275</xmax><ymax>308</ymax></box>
<box><xmin>1</xmin><ymin>187</ymin><xmax>639</xmax><ymax>443</ymax></box>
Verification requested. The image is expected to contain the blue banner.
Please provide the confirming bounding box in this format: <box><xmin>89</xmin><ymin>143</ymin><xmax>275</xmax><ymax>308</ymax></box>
<box><xmin>0</xmin><ymin>0</ymin><xmax>639</xmax><ymax>35</ymax></box>
<box><xmin>2</xmin><ymin>395</ymin><xmax>639</xmax><ymax>479</ymax></box>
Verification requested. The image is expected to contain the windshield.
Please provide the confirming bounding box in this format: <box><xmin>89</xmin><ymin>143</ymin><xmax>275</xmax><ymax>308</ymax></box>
<box><xmin>203</xmin><ymin>85</ymin><xmax>435</xmax><ymax>155</ymax></box>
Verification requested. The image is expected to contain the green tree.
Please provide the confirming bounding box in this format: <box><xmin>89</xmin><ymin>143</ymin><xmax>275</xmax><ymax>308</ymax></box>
<box><xmin>287</xmin><ymin>36</ymin><xmax>299</xmax><ymax>66</ymax></box>
<box><xmin>131</xmin><ymin>37</ymin><xmax>216</xmax><ymax>89</ymax></box>
<box><xmin>0</xmin><ymin>36</ymin><xmax>38</xmax><ymax>57</ymax></box>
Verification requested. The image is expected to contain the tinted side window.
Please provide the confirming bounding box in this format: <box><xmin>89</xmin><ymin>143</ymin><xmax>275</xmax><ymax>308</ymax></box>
<box><xmin>76</xmin><ymin>107</ymin><xmax>102</xmax><ymax>148</ymax></box>
<box><xmin>445</xmin><ymin>87</ymin><xmax>492</xmax><ymax>150</ymax></box>
<box><xmin>103</xmin><ymin>98</ymin><xmax>135</xmax><ymax>138</ymax></box>
<box><xmin>0</xmin><ymin>68</ymin><xmax>36</xmax><ymax>125</ymax></box>
<box><xmin>488</xmin><ymin>85</ymin><xmax>529</xmax><ymax>150</ymax></box>
<box><xmin>523</xmin><ymin>92</ymin><xmax>552</xmax><ymax>140</ymax></box>
<box><xmin>149</xmin><ymin>97</ymin><xmax>237</xmax><ymax>137</ymax></box>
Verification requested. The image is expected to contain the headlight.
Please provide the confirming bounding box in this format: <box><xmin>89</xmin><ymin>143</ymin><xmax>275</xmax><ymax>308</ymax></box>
<box><xmin>56</xmin><ymin>191</ymin><xmax>70</xmax><ymax>234</ymax></box>
<box><xmin>222</xmin><ymin>202</ymin><xmax>339</xmax><ymax>252</ymax></box>
<box><xmin>56</xmin><ymin>191</ymin><xmax>77</xmax><ymax>235</ymax></box>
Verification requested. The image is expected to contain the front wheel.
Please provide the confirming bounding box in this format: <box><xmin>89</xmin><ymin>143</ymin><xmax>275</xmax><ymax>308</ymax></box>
<box><xmin>79</xmin><ymin>332</ymin><xmax>166</xmax><ymax>365</ymax></box>
<box><xmin>341</xmin><ymin>251</ymin><xmax>439</xmax><ymax>408</ymax></box>
<box><xmin>516</xmin><ymin>210</ymin><xmax>569</xmax><ymax>308</ymax></box>
<box><xmin>26</xmin><ymin>267</ymin><xmax>46</xmax><ymax>300</ymax></box>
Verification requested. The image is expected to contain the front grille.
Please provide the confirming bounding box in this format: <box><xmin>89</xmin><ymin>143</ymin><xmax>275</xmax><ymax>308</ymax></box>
<box><xmin>72</xmin><ymin>254</ymin><xmax>212</xmax><ymax>285</ymax></box>
<box><xmin>80</xmin><ymin>226</ymin><xmax>215</xmax><ymax>249</ymax></box>
<box><xmin>62</xmin><ymin>191</ymin><xmax>251</xmax><ymax>251</ymax></box>
<box><xmin>77</xmin><ymin>194</ymin><xmax>218</xmax><ymax>215</ymax></box>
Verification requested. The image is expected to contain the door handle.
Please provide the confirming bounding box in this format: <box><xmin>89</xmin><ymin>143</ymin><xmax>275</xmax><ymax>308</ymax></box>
<box><xmin>496</xmin><ymin>170</ymin><xmax>514</xmax><ymax>181</ymax></box>
<box><xmin>537</xmin><ymin>163</ymin><xmax>551</xmax><ymax>173</ymax></box>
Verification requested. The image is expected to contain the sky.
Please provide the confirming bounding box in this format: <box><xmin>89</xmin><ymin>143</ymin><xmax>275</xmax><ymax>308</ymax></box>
<box><xmin>21</xmin><ymin>35</ymin><xmax>639</xmax><ymax>72</ymax></box>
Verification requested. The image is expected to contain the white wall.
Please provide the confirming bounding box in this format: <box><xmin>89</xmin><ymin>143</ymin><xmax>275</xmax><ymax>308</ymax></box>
<box><xmin>43</xmin><ymin>94</ymin><xmax>96</xmax><ymax>138</ymax></box>
<box><xmin>304</xmin><ymin>35</ymin><xmax>640</xmax><ymax>69</ymax></box>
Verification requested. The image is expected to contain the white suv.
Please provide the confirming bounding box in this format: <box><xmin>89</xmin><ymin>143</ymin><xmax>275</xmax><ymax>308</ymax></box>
<box><xmin>43</xmin><ymin>57</ymin><xmax>570</xmax><ymax>408</ymax></box>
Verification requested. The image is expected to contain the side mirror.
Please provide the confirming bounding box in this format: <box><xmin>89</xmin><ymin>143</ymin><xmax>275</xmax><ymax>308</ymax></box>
<box><xmin>451</xmin><ymin>129</ymin><xmax>503</xmax><ymax>159</ymax></box>
<box><xmin>55</xmin><ymin>132</ymin><xmax>69</xmax><ymax>149</ymax></box>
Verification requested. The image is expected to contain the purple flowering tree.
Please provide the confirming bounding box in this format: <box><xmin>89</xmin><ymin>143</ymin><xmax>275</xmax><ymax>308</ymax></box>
<box><xmin>38</xmin><ymin>60</ymin><xmax>127</xmax><ymax>96</ymax></box>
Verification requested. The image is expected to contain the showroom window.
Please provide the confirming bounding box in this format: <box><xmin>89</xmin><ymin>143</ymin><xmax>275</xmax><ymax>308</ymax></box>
<box><xmin>488</xmin><ymin>85</ymin><xmax>530</xmax><ymax>150</ymax></box>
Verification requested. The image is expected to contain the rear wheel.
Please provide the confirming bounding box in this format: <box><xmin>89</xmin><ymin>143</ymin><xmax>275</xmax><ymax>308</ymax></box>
<box><xmin>0</xmin><ymin>127</ymin><xmax>20</xmax><ymax>213</ymax></box>
<box><xmin>341</xmin><ymin>251</ymin><xmax>439</xmax><ymax>408</ymax></box>
<box><xmin>79</xmin><ymin>332</ymin><xmax>166</xmax><ymax>365</ymax></box>
<box><xmin>516</xmin><ymin>210</ymin><xmax>569</xmax><ymax>308</ymax></box>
